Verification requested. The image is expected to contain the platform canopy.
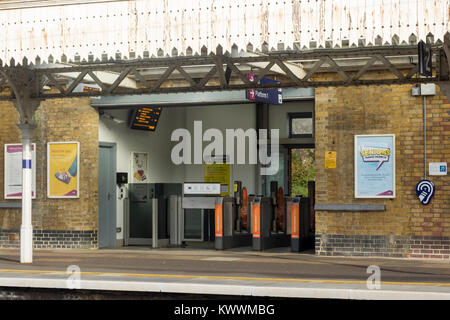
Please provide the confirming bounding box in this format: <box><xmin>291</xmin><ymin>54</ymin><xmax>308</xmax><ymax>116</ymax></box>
<box><xmin>0</xmin><ymin>0</ymin><xmax>449</xmax><ymax>101</ymax></box>
<box><xmin>0</xmin><ymin>0</ymin><xmax>449</xmax><ymax>62</ymax></box>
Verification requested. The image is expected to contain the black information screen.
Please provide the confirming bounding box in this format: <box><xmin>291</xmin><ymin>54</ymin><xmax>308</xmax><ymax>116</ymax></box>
<box><xmin>129</xmin><ymin>107</ymin><xmax>162</xmax><ymax>131</ymax></box>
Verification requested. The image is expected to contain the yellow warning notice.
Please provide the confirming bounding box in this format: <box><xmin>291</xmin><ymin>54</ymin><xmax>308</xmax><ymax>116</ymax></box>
<box><xmin>204</xmin><ymin>163</ymin><xmax>230</xmax><ymax>196</ymax></box>
<box><xmin>325</xmin><ymin>151</ymin><xmax>337</xmax><ymax>169</ymax></box>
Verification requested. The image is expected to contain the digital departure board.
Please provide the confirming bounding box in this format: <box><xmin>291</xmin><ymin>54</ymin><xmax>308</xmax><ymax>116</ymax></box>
<box><xmin>129</xmin><ymin>107</ymin><xmax>162</xmax><ymax>131</ymax></box>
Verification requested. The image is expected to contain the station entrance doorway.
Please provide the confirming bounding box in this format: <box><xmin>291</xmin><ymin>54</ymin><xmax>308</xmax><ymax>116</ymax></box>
<box><xmin>95</xmin><ymin>91</ymin><xmax>315</xmax><ymax>251</ymax></box>
<box><xmin>288</xmin><ymin>146</ymin><xmax>315</xmax><ymax>244</ymax></box>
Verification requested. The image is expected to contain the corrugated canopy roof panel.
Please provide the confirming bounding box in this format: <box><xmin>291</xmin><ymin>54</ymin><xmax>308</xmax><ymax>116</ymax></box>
<box><xmin>0</xmin><ymin>0</ymin><xmax>449</xmax><ymax>65</ymax></box>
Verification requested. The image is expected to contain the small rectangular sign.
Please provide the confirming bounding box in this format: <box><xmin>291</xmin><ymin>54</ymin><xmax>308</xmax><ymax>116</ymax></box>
<box><xmin>429</xmin><ymin>162</ymin><xmax>447</xmax><ymax>176</ymax></box>
<box><xmin>183</xmin><ymin>183</ymin><xmax>221</xmax><ymax>195</ymax></box>
<box><xmin>325</xmin><ymin>151</ymin><xmax>337</xmax><ymax>169</ymax></box>
<box><xmin>246</xmin><ymin>74</ymin><xmax>282</xmax><ymax>105</ymax></box>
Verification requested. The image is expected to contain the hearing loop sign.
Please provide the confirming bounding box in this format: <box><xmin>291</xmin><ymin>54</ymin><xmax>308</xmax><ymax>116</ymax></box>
<box><xmin>416</xmin><ymin>180</ymin><xmax>435</xmax><ymax>205</ymax></box>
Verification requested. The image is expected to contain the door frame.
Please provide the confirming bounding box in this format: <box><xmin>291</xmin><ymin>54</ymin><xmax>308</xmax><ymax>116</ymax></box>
<box><xmin>98</xmin><ymin>142</ymin><xmax>117</xmax><ymax>248</ymax></box>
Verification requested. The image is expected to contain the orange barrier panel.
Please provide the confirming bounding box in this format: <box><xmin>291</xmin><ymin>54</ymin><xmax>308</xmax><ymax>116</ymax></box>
<box><xmin>215</xmin><ymin>204</ymin><xmax>223</xmax><ymax>237</ymax></box>
<box><xmin>291</xmin><ymin>203</ymin><xmax>299</xmax><ymax>239</ymax></box>
<box><xmin>252</xmin><ymin>203</ymin><xmax>261</xmax><ymax>238</ymax></box>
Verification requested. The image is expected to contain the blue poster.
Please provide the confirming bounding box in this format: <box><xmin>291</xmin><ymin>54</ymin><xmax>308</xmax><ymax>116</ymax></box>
<box><xmin>355</xmin><ymin>135</ymin><xmax>395</xmax><ymax>198</ymax></box>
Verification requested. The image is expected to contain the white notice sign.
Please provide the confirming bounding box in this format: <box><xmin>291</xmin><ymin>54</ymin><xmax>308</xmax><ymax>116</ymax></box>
<box><xmin>429</xmin><ymin>162</ymin><xmax>447</xmax><ymax>176</ymax></box>
<box><xmin>4</xmin><ymin>144</ymin><xmax>36</xmax><ymax>199</ymax></box>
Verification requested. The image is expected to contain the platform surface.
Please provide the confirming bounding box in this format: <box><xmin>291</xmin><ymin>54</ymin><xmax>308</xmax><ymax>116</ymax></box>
<box><xmin>0</xmin><ymin>246</ymin><xmax>450</xmax><ymax>299</ymax></box>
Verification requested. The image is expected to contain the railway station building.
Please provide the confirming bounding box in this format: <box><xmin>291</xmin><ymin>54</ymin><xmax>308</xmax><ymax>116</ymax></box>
<box><xmin>0</xmin><ymin>0</ymin><xmax>449</xmax><ymax>261</ymax></box>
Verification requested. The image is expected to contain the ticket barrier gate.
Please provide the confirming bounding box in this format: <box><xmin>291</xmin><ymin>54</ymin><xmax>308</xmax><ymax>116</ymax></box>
<box><xmin>289</xmin><ymin>197</ymin><xmax>314</xmax><ymax>252</ymax></box>
<box><xmin>125</xmin><ymin>183</ymin><xmax>182</xmax><ymax>248</ymax></box>
<box><xmin>251</xmin><ymin>197</ymin><xmax>291</xmax><ymax>251</ymax></box>
<box><xmin>251</xmin><ymin>181</ymin><xmax>291</xmax><ymax>251</ymax></box>
<box><xmin>214</xmin><ymin>181</ymin><xmax>253</xmax><ymax>250</ymax></box>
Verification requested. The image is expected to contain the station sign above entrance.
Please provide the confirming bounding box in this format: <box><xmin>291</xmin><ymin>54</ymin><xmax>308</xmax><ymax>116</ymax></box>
<box><xmin>246</xmin><ymin>74</ymin><xmax>282</xmax><ymax>105</ymax></box>
<box><xmin>129</xmin><ymin>107</ymin><xmax>162</xmax><ymax>131</ymax></box>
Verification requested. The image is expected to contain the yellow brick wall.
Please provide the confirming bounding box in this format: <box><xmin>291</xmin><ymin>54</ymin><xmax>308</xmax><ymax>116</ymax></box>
<box><xmin>0</xmin><ymin>98</ymin><xmax>98</xmax><ymax>232</ymax></box>
<box><xmin>315</xmin><ymin>83</ymin><xmax>450</xmax><ymax>237</ymax></box>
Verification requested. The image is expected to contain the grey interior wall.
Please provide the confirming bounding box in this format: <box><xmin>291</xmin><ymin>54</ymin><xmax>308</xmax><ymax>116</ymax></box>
<box><xmin>98</xmin><ymin>104</ymin><xmax>258</xmax><ymax>240</ymax></box>
<box><xmin>99</xmin><ymin>107</ymin><xmax>184</xmax><ymax>241</ymax></box>
<box><xmin>268</xmin><ymin>100</ymin><xmax>314</xmax><ymax>139</ymax></box>
<box><xmin>182</xmin><ymin>104</ymin><xmax>257</xmax><ymax>194</ymax></box>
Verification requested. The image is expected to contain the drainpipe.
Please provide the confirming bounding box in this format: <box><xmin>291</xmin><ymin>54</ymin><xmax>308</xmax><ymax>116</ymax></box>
<box><xmin>423</xmin><ymin>96</ymin><xmax>427</xmax><ymax>180</ymax></box>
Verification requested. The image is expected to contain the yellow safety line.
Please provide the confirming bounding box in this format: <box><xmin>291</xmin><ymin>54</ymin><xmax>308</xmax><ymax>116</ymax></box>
<box><xmin>0</xmin><ymin>268</ymin><xmax>449</xmax><ymax>287</ymax></box>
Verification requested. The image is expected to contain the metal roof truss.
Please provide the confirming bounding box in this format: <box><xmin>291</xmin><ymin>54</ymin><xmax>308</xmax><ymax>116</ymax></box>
<box><xmin>0</xmin><ymin>42</ymin><xmax>449</xmax><ymax>101</ymax></box>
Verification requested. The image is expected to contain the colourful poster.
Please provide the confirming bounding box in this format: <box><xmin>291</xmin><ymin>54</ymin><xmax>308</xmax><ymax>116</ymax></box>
<box><xmin>4</xmin><ymin>143</ymin><xmax>36</xmax><ymax>199</ymax></box>
<box><xmin>354</xmin><ymin>135</ymin><xmax>395</xmax><ymax>198</ymax></box>
<box><xmin>47</xmin><ymin>142</ymin><xmax>80</xmax><ymax>198</ymax></box>
<box><xmin>131</xmin><ymin>152</ymin><xmax>148</xmax><ymax>183</ymax></box>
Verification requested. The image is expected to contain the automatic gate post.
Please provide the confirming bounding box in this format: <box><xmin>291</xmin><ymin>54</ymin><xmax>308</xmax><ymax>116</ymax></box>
<box><xmin>214</xmin><ymin>197</ymin><xmax>224</xmax><ymax>249</ymax></box>
<box><xmin>251</xmin><ymin>197</ymin><xmax>262</xmax><ymax>251</ymax></box>
<box><xmin>290</xmin><ymin>197</ymin><xmax>300</xmax><ymax>252</ymax></box>
<box><xmin>152</xmin><ymin>198</ymin><xmax>158</xmax><ymax>249</ymax></box>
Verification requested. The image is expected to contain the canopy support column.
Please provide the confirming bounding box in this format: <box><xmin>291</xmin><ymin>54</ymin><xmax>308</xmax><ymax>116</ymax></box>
<box><xmin>1</xmin><ymin>67</ymin><xmax>42</xmax><ymax>263</ymax></box>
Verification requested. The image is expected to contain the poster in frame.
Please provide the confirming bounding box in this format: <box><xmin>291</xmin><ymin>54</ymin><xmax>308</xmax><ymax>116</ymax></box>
<box><xmin>354</xmin><ymin>134</ymin><xmax>395</xmax><ymax>198</ymax></box>
<box><xmin>130</xmin><ymin>151</ymin><xmax>149</xmax><ymax>183</ymax></box>
<box><xmin>4</xmin><ymin>143</ymin><xmax>37</xmax><ymax>199</ymax></box>
<box><xmin>47</xmin><ymin>142</ymin><xmax>80</xmax><ymax>198</ymax></box>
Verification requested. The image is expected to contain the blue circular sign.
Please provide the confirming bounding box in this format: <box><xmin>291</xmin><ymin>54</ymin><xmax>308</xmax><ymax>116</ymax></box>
<box><xmin>416</xmin><ymin>180</ymin><xmax>435</xmax><ymax>205</ymax></box>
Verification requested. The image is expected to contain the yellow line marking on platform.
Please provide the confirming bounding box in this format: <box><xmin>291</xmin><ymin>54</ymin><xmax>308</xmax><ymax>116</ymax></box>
<box><xmin>0</xmin><ymin>268</ymin><xmax>449</xmax><ymax>287</ymax></box>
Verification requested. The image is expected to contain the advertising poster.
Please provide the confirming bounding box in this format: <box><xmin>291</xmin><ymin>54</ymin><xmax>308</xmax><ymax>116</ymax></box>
<box><xmin>355</xmin><ymin>134</ymin><xmax>395</xmax><ymax>198</ymax></box>
<box><xmin>131</xmin><ymin>152</ymin><xmax>148</xmax><ymax>183</ymax></box>
<box><xmin>47</xmin><ymin>142</ymin><xmax>80</xmax><ymax>198</ymax></box>
<box><xmin>4</xmin><ymin>143</ymin><xmax>36</xmax><ymax>199</ymax></box>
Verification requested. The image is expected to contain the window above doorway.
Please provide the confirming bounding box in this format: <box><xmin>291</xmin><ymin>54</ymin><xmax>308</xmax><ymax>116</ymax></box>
<box><xmin>288</xmin><ymin>112</ymin><xmax>313</xmax><ymax>138</ymax></box>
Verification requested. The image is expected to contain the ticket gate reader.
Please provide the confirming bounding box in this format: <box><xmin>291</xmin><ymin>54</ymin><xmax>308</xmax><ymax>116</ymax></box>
<box><xmin>289</xmin><ymin>196</ymin><xmax>314</xmax><ymax>252</ymax></box>
<box><xmin>251</xmin><ymin>196</ymin><xmax>291</xmax><ymax>251</ymax></box>
<box><xmin>215</xmin><ymin>199</ymin><xmax>252</xmax><ymax>249</ymax></box>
